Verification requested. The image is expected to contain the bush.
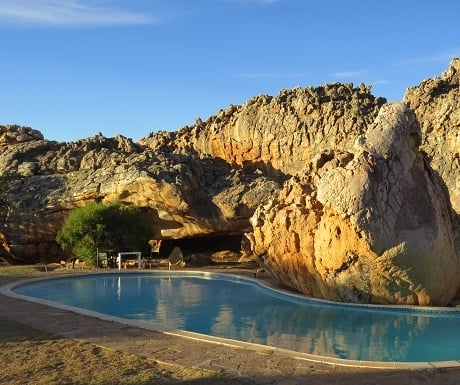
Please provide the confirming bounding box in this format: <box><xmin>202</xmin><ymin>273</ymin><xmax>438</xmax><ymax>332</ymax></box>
<box><xmin>56</xmin><ymin>202</ymin><xmax>152</xmax><ymax>266</ymax></box>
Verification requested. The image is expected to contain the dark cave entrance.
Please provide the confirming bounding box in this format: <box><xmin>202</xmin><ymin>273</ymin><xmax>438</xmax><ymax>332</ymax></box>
<box><xmin>158</xmin><ymin>234</ymin><xmax>243</xmax><ymax>259</ymax></box>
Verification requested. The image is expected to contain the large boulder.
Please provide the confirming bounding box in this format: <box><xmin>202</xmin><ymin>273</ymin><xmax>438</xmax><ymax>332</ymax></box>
<box><xmin>246</xmin><ymin>102</ymin><xmax>459</xmax><ymax>306</ymax></box>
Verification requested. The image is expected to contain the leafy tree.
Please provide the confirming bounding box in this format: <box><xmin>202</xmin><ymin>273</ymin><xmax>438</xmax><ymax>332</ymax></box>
<box><xmin>56</xmin><ymin>202</ymin><xmax>152</xmax><ymax>266</ymax></box>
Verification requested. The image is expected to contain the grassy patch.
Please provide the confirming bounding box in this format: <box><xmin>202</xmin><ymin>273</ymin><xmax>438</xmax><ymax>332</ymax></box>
<box><xmin>0</xmin><ymin>265</ymin><xmax>60</xmax><ymax>276</ymax></box>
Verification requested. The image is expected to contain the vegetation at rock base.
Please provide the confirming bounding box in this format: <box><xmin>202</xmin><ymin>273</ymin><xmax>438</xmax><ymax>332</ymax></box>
<box><xmin>56</xmin><ymin>202</ymin><xmax>152</xmax><ymax>266</ymax></box>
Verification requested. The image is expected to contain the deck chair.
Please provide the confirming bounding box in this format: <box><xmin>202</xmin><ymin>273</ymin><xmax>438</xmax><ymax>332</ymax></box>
<box><xmin>167</xmin><ymin>247</ymin><xmax>185</xmax><ymax>270</ymax></box>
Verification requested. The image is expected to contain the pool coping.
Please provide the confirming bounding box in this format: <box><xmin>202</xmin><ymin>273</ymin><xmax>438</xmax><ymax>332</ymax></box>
<box><xmin>2</xmin><ymin>269</ymin><xmax>460</xmax><ymax>370</ymax></box>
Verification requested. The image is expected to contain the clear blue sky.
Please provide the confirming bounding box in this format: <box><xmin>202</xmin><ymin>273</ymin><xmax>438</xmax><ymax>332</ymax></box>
<box><xmin>1</xmin><ymin>0</ymin><xmax>459</xmax><ymax>142</ymax></box>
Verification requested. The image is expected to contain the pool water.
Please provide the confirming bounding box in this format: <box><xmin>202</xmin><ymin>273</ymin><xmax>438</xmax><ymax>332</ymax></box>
<box><xmin>13</xmin><ymin>272</ymin><xmax>460</xmax><ymax>363</ymax></box>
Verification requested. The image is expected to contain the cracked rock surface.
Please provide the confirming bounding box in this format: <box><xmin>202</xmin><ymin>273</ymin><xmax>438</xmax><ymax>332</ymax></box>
<box><xmin>246</xmin><ymin>103</ymin><xmax>459</xmax><ymax>306</ymax></box>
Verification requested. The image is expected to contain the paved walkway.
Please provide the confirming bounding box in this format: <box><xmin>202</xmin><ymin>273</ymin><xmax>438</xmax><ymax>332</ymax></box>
<box><xmin>1</xmin><ymin>272</ymin><xmax>460</xmax><ymax>385</ymax></box>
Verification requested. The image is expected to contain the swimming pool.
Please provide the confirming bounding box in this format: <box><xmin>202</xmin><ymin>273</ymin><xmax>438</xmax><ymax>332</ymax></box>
<box><xmin>10</xmin><ymin>271</ymin><xmax>460</xmax><ymax>365</ymax></box>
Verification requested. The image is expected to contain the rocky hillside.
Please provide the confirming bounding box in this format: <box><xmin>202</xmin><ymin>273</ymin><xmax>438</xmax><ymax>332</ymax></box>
<box><xmin>0</xmin><ymin>59</ymin><xmax>458</xmax><ymax>283</ymax></box>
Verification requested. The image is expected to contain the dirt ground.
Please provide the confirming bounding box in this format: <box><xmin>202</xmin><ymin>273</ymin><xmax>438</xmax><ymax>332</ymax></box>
<box><xmin>0</xmin><ymin>316</ymin><xmax>248</xmax><ymax>385</ymax></box>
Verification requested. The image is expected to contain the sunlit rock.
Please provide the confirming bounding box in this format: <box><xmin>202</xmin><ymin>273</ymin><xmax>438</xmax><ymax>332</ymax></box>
<box><xmin>247</xmin><ymin>103</ymin><xmax>460</xmax><ymax>306</ymax></box>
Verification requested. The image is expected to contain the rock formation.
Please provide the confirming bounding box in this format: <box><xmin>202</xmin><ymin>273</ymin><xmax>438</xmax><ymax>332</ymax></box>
<box><xmin>0</xmin><ymin>130</ymin><xmax>278</xmax><ymax>262</ymax></box>
<box><xmin>140</xmin><ymin>83</ymin><xmax>386</xmax><ymax>179</ymax></box>
<box><xmin>0</xmin><ymin>83</ymin><xmax>386</xmax><ymax>264</ymax></box>
<box><xmin>0</xmin><ymin>59</ymin><xmax>458</xmax><ymax>308</ymax></box>
<box><xmin>0</xmin><ymin>125</ymin><xmax>44</xmax><ymax>146</ymax></box>
<box><xmin>141</xmin><ymin>61</ymin><xmax>460</xmax><ymax>217</ymax></box>
<box><xmin>246</xmin><ymin>102</ymin><xmax>459</xmax><ymax>306</ymax></box>
<box><xmin>404</xmin><ymin>58</ymin><xmax>460</xmax><ymax>214</ymax></box>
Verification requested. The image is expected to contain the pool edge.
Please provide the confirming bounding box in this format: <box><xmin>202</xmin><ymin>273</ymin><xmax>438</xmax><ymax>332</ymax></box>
<box><xmin>2</xmin><ymin>270</ymin><xmax>460</xmax><ymax>370</ymax></box>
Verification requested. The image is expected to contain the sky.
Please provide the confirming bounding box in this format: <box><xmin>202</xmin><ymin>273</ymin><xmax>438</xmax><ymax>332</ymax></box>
<box><xmin>1</xmin><ymin>0</ymin><xmax>459</xmax><ymax>143</ymax></box>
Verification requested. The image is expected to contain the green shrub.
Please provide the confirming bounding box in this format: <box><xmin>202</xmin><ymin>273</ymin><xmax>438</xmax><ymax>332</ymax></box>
<box><xmin>56</xmin><ymin>202</ymin><xmax>152</xmax><ymax>266</ymax></box>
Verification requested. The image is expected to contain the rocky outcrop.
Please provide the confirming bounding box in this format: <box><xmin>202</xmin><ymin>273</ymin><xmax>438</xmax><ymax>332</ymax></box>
<box><xmin>1</xmin><ymin>83</ymin><xmax>387</xmax><ymax>264</ymax></box>
<box><xmin>1</xmin><ymin>125</ymin><xmax>44</xmax><ymax>146</ymax></box>
<box><xmin>404</xmin><ymin>58</ymin><xmax>460</xmax><ymax>214</ymax></box>
<box><xmin>0</xmin><ymin>128</ymin><xmax>278</xmax><ymax>262</ymax></box>
<box><xmin>141</xmin><ymin>61</ymin><xmax>459</xmax><ymax>215</ymax></box>
<box><xmin>140</xmin><ymin>83</ymin><xmax>386</xmax><ymax>179</ymax></box>
<box><xmin>246</xmin><ymin>103</ymin><xmax>459</xmax><ymax>306</ymax></box>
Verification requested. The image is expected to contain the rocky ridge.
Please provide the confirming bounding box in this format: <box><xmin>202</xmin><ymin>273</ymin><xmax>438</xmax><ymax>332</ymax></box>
<box><xmin>140</xmin><ymin>83</ymin><xmax>386</xmax><ymax>179</ymax></box>
<box><xmin>0</xmin><ymin>83</ymin><xmax>387</xmax><ymax>263</ymax></box>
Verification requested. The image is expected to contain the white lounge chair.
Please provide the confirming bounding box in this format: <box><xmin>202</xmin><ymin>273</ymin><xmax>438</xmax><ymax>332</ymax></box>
<box><xmin>149</xmin><ymin>246</ymin><xmax>185</xmax><ymax>269</ymax></box>
<box><xmin>167</xmin><ymin>247</ymin><xmax>185</xmax><ymax>270</ymax></box>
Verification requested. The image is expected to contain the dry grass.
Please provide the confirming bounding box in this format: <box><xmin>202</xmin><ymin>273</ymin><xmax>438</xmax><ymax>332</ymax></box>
<box><xmin>0</xmin><ymin>263</ymin><xmax>81</xmax><ymax>276</ymax></box>
<box><xmin>0</xmin><ymin>265</ymin><xmax>56</xmax><ymax>276</ymax></box>
<box><xmin>0</xmin><ymin>318</ymin><xmax>241</xmax><ymax>385</ymax></box>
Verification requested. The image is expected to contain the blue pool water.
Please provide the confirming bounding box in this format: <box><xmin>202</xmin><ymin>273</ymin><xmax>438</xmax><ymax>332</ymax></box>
<box><xmin>13</xmin><ymin>272</ymin><xmax>460</xmax><ymax>363</ymax></box>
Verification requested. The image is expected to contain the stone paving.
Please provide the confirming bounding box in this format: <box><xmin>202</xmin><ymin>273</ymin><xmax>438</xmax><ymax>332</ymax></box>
<box><xmin>1</xmin><ymin>273</ymin><xmax>460</xmax><ymax>384</ymax></box>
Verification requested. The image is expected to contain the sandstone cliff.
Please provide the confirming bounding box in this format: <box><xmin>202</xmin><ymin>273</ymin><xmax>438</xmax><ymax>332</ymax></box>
<box><xmin>140</xmin><ymin>83</ymin><xmax>386</xmax><ymax>179</ymax></box>
<box><xmin>141</xmin><ymin>61</ymin><xmax>459</xmax><ymax>216</ymax></box>
<box><xmin>246</xmin><ymin>103</ymin><xmax>459</xmax><ymax>306</ymax></box>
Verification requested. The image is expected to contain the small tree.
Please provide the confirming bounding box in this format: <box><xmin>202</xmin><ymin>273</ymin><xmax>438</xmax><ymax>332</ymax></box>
<box><xmin>56</xmin><ymin>202</ymin><xmax>152</xmax><ymax>266</ymax></box>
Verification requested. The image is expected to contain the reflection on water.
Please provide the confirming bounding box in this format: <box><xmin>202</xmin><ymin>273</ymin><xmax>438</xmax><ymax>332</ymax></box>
<box><xmin>14</xmin><ymin>273</ymin><xmax>460</xmax><ymax>362</ymax></box>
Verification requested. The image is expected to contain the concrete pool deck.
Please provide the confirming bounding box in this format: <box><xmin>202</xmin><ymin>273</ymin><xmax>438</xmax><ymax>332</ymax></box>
<box><xmin>2</xmin><ymin>269</ymin><xmax>460</xmax><ymax>384</ymax></box>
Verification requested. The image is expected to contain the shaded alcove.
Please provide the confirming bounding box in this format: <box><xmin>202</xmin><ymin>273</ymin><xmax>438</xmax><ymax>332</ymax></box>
<box><xmin>158</xmin><ymin>234</ymin><xmax>243</xmax><ymax>259</ymax></box>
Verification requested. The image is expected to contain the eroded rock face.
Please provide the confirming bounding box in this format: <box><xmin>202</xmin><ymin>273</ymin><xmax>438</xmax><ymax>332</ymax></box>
<box><xmin>0</xmin><ymin>132</ymin><xmax>278</xmax><ymax>262</ymax></box>
<box><xmin>141</xmin><ymin>62</ymin><xmax>459</xmax><ymax>216</ymax></box>
<box><xmin>1</xmin><ymin>82</ymin><xmax>385</xmax><ymax>264</ymax></box>
<box><xmin>246</xmin><ymin>103</ymin><xmax>459</xmax><ymax>306</ymax></box>
<box><xmin>140</xmin><ymin>83</ymin><xmax>386</xmax><ymax>178</ymax></box>
<box><xmin>403</xmin><ymin>58</ymin><xmax>460</xmax><ymax>214</ymax></box>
